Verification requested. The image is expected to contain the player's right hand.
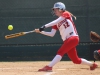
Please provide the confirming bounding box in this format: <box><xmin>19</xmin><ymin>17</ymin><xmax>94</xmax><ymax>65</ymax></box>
<box><xmin>34</xmin><ymin>29</ymin><xmax>41</xmax><ymax>33</ymax></box>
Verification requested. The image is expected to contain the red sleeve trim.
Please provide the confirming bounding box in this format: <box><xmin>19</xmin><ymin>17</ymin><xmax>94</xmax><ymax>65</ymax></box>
<box><xmin>52</xmin><ymin>25</ymin><xmax>58</xmax><ymax>30</ymax></box>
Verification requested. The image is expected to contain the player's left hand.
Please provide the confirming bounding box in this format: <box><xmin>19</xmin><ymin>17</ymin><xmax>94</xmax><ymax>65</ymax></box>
<box><xmin>34</xmin><ymin>29</ymin><xmax>41</xmax><ymax>33</ymax></box>
<box><xmin>39</xmin><ymin>26</ymin><xmax>45</xmax><ymax>32</ymax></box>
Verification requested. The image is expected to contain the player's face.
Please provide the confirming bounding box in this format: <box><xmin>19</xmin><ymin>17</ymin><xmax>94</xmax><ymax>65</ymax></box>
<box><xmin>53</xmin><ymin>8</ymin><xmax>62</xmax><ymax>17</ymax></box>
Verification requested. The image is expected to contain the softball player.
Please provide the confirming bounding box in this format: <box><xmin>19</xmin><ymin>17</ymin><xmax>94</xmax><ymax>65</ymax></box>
<box><xmin>35</xmin><ymin>2</ymin><xmax>98</xmax><ymax>71</ymax></box>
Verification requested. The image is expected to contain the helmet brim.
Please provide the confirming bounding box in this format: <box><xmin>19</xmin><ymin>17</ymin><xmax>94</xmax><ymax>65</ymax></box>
<box><xmin>52</xmin><ymin>7</ymin><xmax>59</xmax><ymax>10</ymax></box>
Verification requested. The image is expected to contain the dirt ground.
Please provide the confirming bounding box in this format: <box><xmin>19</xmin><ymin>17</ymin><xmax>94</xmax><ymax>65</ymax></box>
<box><xmin>0</xmin><ymin>61</ymin><xmax>99</xmax><ymax>75</ymax></box>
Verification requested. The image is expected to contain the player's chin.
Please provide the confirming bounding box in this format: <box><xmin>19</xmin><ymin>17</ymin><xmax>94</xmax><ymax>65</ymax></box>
<box><xmin>55</xmin><ymin>14</ymin><xmax>59</xmax><ymax>17</ymax></box>
<box><xmin>53</xmin><ymin>13</ymin><xmax>57</xmax><ymax>16</ymax></box>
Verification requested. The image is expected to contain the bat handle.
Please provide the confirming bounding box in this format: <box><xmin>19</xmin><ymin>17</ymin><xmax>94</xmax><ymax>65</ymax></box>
<box><xmin>24</xmin><ymin>30</ymin><xmax>35</xmax><ymax>34</ymax></box>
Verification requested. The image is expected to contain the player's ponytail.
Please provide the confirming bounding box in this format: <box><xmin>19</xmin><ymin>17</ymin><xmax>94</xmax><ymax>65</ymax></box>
<box><xmin>66</xmin><ymin>10</ymin><xmax>76</xmax><ymax>20</ymax></box>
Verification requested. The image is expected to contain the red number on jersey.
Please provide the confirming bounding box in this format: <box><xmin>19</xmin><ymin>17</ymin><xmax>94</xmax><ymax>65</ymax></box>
<box><xmin>63</xmin><ymin>22</ymin><xmax>70</xmax><ymax>29</ymax></box>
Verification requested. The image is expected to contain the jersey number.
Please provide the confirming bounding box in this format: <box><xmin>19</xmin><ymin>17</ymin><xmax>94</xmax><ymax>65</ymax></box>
<box><xmin>63</xmin><ymin>22</ymin><xmax>70</xmax><ymax>29</ymax></box>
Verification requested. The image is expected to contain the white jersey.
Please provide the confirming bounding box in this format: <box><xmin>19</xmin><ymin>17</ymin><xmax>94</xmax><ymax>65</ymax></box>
<box><xmin>58</xmin><ymin>19</ymin><xmax>78</xmax><ymax>41</ymax></box>
<box><xmin>52</xmin><ymin>12</ymin><xmax>78</xmax><ymax>41</ymax></box>
<box><xmin>41</xmin><ymin>11</ymin><xmax>78</xmax><ymax>41</ymax></box>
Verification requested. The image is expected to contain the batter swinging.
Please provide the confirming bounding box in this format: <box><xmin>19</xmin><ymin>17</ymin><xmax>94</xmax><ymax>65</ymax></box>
<box><xmin>35</xmin><ymin>2</ymin><xmax>98</xmax><ymax>71</ymax></box>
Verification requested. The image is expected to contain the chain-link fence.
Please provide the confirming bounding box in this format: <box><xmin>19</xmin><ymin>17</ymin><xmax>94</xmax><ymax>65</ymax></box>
<box><xmin>0</xmin><ymin>0</ymin><xmax>100</xmax><ymax>45</ymax></box>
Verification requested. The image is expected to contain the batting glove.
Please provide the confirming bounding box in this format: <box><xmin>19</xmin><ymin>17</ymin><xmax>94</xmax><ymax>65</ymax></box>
<box><xmin>39</xmin><ymin>26</ymin><xmax>46</xmax><ymax>32</ymax></box>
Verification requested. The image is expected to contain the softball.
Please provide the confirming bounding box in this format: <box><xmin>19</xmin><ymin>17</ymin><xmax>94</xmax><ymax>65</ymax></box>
<box><xmin>8</xmin><ymin>25</ymin><xmax>13</xmax><ymax>30</ymax></box>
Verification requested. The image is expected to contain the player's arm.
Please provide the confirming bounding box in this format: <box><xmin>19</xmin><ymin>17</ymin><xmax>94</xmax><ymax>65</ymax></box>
<box><xmin>35</xmin><ymin>25</ymin><xmax>58</xmax><ymax>37</ymax></box>
<box><xmin>45</xmin><ymin>16</ymin><xmax>65</xmax><ymax>28</ymax></box>
<box><xmin>39</xmin><ymin>16</ymin><xmax>65</xmax><ymax>32</ymax></box>
<box><xmin>40</xmin><ymin>29</ymin><xmax>57</xmax><ymax>37</ymax></box>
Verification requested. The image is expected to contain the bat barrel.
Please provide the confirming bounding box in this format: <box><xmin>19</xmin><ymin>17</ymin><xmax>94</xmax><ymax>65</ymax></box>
<box><xmin>5</xmin><ymin>32</ymin><xmax>25</xmax><ymax>39</ymax></box>
<box><xmin>5</xmin><ymin>30</ymin><xmax>35</xmax><ymax>39</ymax></box>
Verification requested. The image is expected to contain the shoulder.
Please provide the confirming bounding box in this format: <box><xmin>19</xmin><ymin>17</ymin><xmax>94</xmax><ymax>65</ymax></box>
<box><xmin>63</xmin><ymin>11</ymin><xmax>70</xmax><ymax>15</ymax></box>
<box><xmin>62</xmin><ymin>11</ymin><xmax>71</xmax><ymax>19</ymax></box>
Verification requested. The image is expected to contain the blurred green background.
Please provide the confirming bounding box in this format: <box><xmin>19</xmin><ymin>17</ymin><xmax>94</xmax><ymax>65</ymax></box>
<box><xmin>0</xmin><ymin>0</ymin><xmax>100</xmax><ymax>44</ymax></box>
<box><xmin>0</xmin><ymin>0</ymin><xmax>100</xmax><ymax>61</ymax></box>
